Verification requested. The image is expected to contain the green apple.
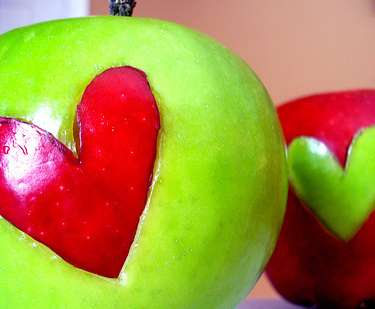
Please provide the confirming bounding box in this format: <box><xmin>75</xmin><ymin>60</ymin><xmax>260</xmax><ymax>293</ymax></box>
<box><xmin>288</xmin><ymin>127</ymin><xmax>375</xmax><ymax>241</ymax></box>
<box><xmin>0</xmin><ymin>16</ymin><xmax>287</xmax><ymax>308</ymax></box>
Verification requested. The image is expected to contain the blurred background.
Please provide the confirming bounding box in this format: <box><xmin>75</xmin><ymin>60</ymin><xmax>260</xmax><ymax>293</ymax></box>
<box><xmin>1</xmin><ymin>0</ymin><xmax>375</xmax><ymax>300</ymax></box>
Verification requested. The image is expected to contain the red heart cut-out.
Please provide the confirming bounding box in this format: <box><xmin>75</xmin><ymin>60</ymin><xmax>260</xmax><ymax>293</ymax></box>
<box><xmin>0</xmin><ymin>66</ymin><xmax>160</xmax><ymax>278</ymax></box>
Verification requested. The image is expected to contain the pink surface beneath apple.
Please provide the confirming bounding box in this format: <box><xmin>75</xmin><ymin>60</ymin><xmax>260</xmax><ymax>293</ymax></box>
<box><xmin>237</xmin><ymin>298</ymin><xmax>312</xmax><ymax>309</ymax></box>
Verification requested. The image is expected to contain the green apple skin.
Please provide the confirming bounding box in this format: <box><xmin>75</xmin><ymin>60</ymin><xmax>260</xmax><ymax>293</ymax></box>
<box><xmin>0</xmin><ymin>16</ymin><xmax>287</xmax><ymax>308</ymax></box>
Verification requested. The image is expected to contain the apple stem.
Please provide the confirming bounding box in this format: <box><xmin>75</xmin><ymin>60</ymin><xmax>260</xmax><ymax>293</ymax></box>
<box><xmin>109</xmin><ymin>0</ymin><xmax>136</xmax><ymax>16</ymax></box>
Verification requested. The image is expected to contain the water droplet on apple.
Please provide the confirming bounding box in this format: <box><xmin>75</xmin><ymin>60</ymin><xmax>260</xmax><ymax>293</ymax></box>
<box><xmin>3</xmin><ymin>146</ymin><xmax>10</xmax><ymax>154</ymax></box>
<box><xmin>18</xmin><ymin>145</ymin><xmax>28</xmax><ymax>155</ymax></box>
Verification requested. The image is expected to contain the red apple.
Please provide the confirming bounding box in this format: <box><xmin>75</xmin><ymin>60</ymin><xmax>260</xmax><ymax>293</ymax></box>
<box><xmin>266</xmin><ymin>90</ymin><xmax>375</xmax><ymax>309</ymax></box>
<box><xmin>0</xmin><ymin>66</ymin><xmax>160</xmax><ymax>278</ymax></box>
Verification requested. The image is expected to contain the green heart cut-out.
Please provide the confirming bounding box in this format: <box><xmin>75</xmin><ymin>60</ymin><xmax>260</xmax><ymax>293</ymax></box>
<box><xmin>288</xmin><ymin>126</ymin><xmax>375</xmax><ymax>241</ymax></box>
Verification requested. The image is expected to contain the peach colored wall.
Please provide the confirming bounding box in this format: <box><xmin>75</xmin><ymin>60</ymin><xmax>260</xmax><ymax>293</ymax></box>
<box><xmin>92</xmin><ymin>0</ymin><xmax>375</xmax><ymax>106</ymax></box>
<box><xmin>91</xmin><ymin>0</ymin><xmax>375</xmax><ymax>299</ymax></box>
